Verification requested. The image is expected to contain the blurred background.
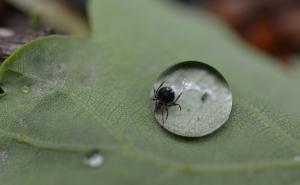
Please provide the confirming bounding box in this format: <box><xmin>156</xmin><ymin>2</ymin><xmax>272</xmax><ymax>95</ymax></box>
<box><xmin>1</xmin><ymin>0</ymin><xmax>300</xmax><ymax>66</ymax></box>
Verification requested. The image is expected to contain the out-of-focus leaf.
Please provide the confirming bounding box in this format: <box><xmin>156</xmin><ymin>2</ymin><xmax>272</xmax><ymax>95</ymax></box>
<box><xmin>7</xmin><ymin>0</ymin><xmax>90</xmax><ymax>35</ymax></box>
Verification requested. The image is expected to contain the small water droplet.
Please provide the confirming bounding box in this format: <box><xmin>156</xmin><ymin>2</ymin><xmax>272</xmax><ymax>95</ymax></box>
<box><xmin>150</xmin><ymin>61</ymin><xmax>232</xmax><ymax>137</ymax></box>
<box><xmin>294</xmin><ymin>156</ymin><xmax>300</xmax><ymax>161</ymax></box>
<box><xmin>84</xmin><ymin>150</ymin><xmax>104</xmax><ymax>168</ymax></box>
<box><xmin>21</xmin><ymin>85</ymin><xmax>30</xmax><ymax>94</ymax></box>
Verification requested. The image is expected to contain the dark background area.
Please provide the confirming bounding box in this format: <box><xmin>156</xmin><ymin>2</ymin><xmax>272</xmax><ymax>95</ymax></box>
<box><xmin>1</xmin><ymin>0</ymin><xmax>300</xmax><ymax>65</ymax></box>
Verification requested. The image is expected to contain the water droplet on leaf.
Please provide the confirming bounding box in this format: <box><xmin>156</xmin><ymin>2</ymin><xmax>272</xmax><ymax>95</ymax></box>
<box><xmin>151</xmin><ymin>61</ymin><xmax>232</xmax><ymax>137</ymax></box>
<box><xmin>21</xmin><ymin>85</ymin><xmax>30</xmax><ymax>94</ymax></box>
<box><xmin>84</xmin><ymin>150</ymin><xmax>104</xmax><ymax>168</ymax></box>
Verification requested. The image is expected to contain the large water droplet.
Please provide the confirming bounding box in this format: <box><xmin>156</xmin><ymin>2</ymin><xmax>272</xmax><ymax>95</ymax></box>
<box><xmin>84</xmin><ymin>150</ymin><xmax>104</xmax><ymax>168</ymax></box>
<box><xmin>151</xmin><ymin>61</ymin><xmax>232</xmax><ymax>137</ymax></box>
<box><xmin>21</xmin><ymin>85</ymin><xmax>30</xmax><ymax>94</ymax></box>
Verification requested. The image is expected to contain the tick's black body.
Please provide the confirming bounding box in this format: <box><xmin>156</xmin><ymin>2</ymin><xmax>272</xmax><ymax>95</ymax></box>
<box><xmin>152</xmin><ymin>81</ymin><xmax>182</xmax><ymax>125</ymax></box>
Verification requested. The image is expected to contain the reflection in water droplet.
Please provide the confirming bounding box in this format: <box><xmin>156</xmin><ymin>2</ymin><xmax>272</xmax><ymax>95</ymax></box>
<box><xmin>84</xmin><ymin>150</ymin><xmax>104</xmax><ymax>168</ymax></box>
<box><xmin>21</xmin><ymin>86</ymin><xmax>30</xmax><ymax>94</ymax></box>
<box><xmin>150</xmin><ymin>61</ymin><xmax>233</xmax><ymax>137</ymax></box>
<box><xmin>201</xmin><ymin>92</ymin><xmax>209</xmax><ymax>102</ymax></box>
<box><xmin>294</xmin><ymin>156</ymin><xmax>300</xmax><ymax>161</ymax></box>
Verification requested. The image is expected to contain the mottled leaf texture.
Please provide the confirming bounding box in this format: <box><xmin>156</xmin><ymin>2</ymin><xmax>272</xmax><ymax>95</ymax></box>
<box><xmin>0</xmin><ymin>0</ymin><xmax>300</xmax><ymax>185</ymax></box>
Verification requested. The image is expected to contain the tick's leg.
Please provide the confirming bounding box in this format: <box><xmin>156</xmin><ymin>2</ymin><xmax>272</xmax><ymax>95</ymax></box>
<box><xmin>157</xmin><ymin>81</ymin><xmax>166</xmax><ymax>92</ymax></box>
<box><xmin>174</xmin><ymin>91</ymin><xmax>183</xmax><ymax>103</ymax></box>
<box><xmin>161</xmin><ymin>107</ymin><xmax>165</xmax><ymax>125</ymax></box>
<box><xmin>153</xmin><ymin>88</ymin><xmax>157</xmax><ymax>96</ymax></box>
<box><xmin>154</xmin><ymin>101</ymin><xmax>159</xmax><ymax>111</ymax></box>
<box><xmin>165</xmin><ymin>106</ymin><xmax>169</xmax><ymax>121</ymax></box>
<box><xmin>169</xmin><ymin>103</ymin><xmax>182</xmax><ymax>111</ymax></box>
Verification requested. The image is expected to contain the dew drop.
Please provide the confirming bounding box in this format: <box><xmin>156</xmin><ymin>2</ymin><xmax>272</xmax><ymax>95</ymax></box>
<box><xmin>84</xmin><ymin>150</ymin><xmax>104</xmax><ymax>168</ymax></box>
<box><xmin>21</xmin><ymin>85</ymin><xmax>30</xmax><ymax>94</ymax></box>
<box><xmin>150</xmin><ymin>61</ymin><xmax>232</xmax><ymax>137</ymax></box>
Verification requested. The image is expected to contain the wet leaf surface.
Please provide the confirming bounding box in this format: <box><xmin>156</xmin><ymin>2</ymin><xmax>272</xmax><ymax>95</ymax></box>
<box><xmin>0</xmin><ymin>0</ymin><xmax>300</xmax><ymax>184</ymax></box>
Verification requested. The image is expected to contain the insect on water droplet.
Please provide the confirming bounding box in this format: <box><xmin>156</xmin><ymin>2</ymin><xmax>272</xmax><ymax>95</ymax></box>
<box><xmin>84</xmin><ymin>150</ymin><xmax>104</xmax><ymax>168</ymax></box>
<box><xmin>152</xmin><ymin>81</ymin><xmax>183</xmax><ymax>125</ymax></box>
<box><xmin>151</xmin><ymin>61</ymin><xmax>233</xmax><ymax>137</ymax></box>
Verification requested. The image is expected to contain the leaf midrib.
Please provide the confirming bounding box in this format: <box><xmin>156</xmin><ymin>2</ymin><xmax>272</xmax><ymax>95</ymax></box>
<box><xmin>1</xmin><ymin>68</ymin><xmax>300</xmax><ymax>173</ymax></box>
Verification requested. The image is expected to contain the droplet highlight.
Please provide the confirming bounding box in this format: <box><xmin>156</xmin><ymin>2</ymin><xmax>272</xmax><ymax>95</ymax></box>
<box><xmin>21</xmin><ymin>85</ymin><xmax>30</xmax><ymax>94</ymax></box>
<box><xmin>150</xmin><ymin>61</ymin><xmax>233</xmax><ymax>137</ymax></box>
<box><xmin>84</xmin><ymin>150</ymin><xmax>104</xmax><ymax>168</ymax></box>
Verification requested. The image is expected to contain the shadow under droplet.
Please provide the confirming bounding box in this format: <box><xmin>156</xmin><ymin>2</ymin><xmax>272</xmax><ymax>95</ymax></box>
<box><xmin>0</xmin><ymin>87</ymin><xmax>6</xmax><ymax>97</ymax></box>
<box><xmin>86</xmin><ymin>149</ymin><xmax>100</xmax><ymax>158</ymax></box>
<box><xmin>157</xmin><ymin>118</ymin><xmax>232</xmax><ymax>143</ymax></box>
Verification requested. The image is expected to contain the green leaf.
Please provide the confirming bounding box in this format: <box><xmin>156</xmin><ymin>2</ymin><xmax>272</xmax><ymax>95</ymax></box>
<box><xmin>1</xmin><ymin>0</ymin><xmax>300</xmax><ymax>184</ymax></box>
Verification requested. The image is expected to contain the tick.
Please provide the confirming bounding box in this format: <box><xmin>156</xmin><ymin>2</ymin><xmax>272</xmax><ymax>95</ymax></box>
<box><xmin>152</xmin><ymin>81</ymin><xmax>183</xmax><ymax>125</ymax></box>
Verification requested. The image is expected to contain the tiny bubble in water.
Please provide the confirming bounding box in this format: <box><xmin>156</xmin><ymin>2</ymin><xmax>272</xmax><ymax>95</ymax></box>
<box><xmin>84</xmin><ymin>150</ymin><xmax>104</xmax><ymax>168</ymax></box>
<box><xmin>21</xmin><ymin>85</ymin><xmax>30</xmax><ymax>94</ymax></box>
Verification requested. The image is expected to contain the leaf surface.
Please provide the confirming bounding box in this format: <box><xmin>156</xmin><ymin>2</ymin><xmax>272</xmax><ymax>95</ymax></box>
<box><xmin>0</xmin><ymin>0</ymin><xmax>300</xmax><ymax>184</ymax></box>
